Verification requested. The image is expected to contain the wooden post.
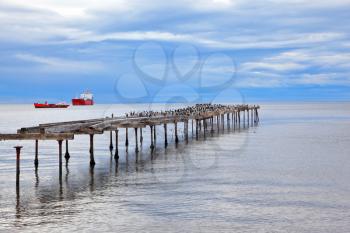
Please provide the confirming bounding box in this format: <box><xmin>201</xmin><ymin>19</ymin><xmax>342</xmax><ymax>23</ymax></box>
<box><xmin>222</xmin><ymin>114</ymin><xmax>225</xmax><ymax>130</ymax></box>
<box><xmin>217</xmin><ymin>115</ymin><xmax>220</xmax><ymax>132</ymax></box>
<box><xmin>247</xmin><ymin>109</ymin><xmax>250</xmax><ymax>127</ymax></box>
<box><xmin>185</xmin><ymin>120</ymin><xmax>189</xmax><ymax>143</ymax></box>
<box><xmin>65</xmin><ymin>140</ymin><xmax>70</xmax><ymax>161</ymax></box>
<box><xmin>191</xmin><ymin>119</ymin><xmax>194</xmax><ymax>136</ymax></box>
<box><xmin>34</xmin><ymin>140</ymin><xmax>39</xmax><ymax>167</ymax></box>
<box><xmin>154</xmin><ymin>125</ymin><xmax>157</xmax><ymax>143</ymax></box>
<box><xmin>211</xmin><ymin>116</ymin><xmax>214</xmax><ymax>133</ymax></box>
<box><xmin>150</xmin><ymin>125</ymin><xmax>154</xmax><ymax>149</ymax></box>
<box><xmin>175</xmin><ymin>122</ymin><xmax>179</xmax><ymax>144</ymax></box>
<box><xmin>231</xmin><ymin>112</ymin><xmax>235</xmax><ymax>128</ymax></box>
<box><xmin>134</xmin><ymin>128</ymin><xmax>139</xmax><ymax>152</ymax></box>
<box><xmin>89</xmin><ymin>134</ymin><xmax>95</xmax><ymax>166</ymax></box>
<box><xmin>114</xmin><ymin>130</ymin><xmax>119</xmax><ymax>159</ymax></box>
<box><xmin>227</xmin><ymin>113</ymin><xmax>230</xmax><ymax>128</ymax></box>
<box><xmin>195</xmin><ymin>119</ymin><xmax>199</xmax><ymax>139</ymax></box>
<box><xmin>140</xmin><ymin>128</ymin><xmax>143</xmax><ymax>144</ymax></box>
<box><xmin>58</xmin><ymin>140</ymin><xmax>63</xmax><ymax>174</ymax></box>
<box><xmin>234</xmin><ymin>111</ymin><xmax>236</xmax><ymax>127</ymax></box>
<box><xmin>238</xmin><ymin>110</ymin><xmax>241</xmax><ymax>128</ymax></box>
<box><xmin>125</xmin><ymin>128</ymin><xmax>129</xmax><ymax>147</ymax></box>
<box><xmin>251</xmin><ymin>108</ymin><xmax>254</xmax><ymax>125</ymax></box>
<box><xmin>203</xmin><ymin>119</ymin><xmax>206</xmax><ymax>138</ymax></box>
<box><xmin>164</xmin><ymin>124</ymin><xmax>168</xmax><ymax>147</ymax></box>
<box><xmin>109</xmin><ymin>130</ymin><xmax>113</xmax><ymax>151</ymax></box>
<box><xmin>15</xmin><ymin>146</ymin><xmax>22</xmax><ymax>188</ymax></box>
<box><xmin>253</xmin><ymin>108</ymin><xmax>256</xmax><ymax>124</ymax></box>
<box><xmin>243</xmin><ymin>109</ymin><xmax>246</xmax><ymax>128</ymax></box>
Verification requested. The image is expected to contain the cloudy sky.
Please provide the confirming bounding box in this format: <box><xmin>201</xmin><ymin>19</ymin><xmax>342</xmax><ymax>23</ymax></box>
<box><xmin>1</xmin><ymin>0</ymin><xmax>350</xmax><ymax>103</ymax></box>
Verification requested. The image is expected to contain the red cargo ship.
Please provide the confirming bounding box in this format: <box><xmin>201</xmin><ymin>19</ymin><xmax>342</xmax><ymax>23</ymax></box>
<box><xmin>34</xmin><ymin>102</ymin><xmax>69</xmax><ymax>108</ymax></box>
<box><xmin>72</xmin><ymin>91</ymin><xmax>94</xmax><ymax>106</ymax></box>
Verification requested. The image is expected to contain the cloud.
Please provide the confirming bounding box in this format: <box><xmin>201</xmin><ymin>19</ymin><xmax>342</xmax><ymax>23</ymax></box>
<box><xmin>237</xmin><ymin>48</ymin><xmax>350</xmax><ymax>87</ymax></box>
<box><xmin>1</xmin><ymin>0</ymin><xmax>350</xmax><ymax>100</ymax></box>
<box><xmin>15</xmin><ymin>53</ymin><xmax>104</xmax><ymax>73</ymax></box>
<box><xmin>1</xmin><ymin>0</ymin><xmax>349</xmax><ymax>49</ymax></box>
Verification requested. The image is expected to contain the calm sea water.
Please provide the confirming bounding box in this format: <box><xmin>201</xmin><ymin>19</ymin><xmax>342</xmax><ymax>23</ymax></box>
<box><xmin>0</xmin><ymin>103</ymin><xmax>350</xmax><ymax>232</ymax></box>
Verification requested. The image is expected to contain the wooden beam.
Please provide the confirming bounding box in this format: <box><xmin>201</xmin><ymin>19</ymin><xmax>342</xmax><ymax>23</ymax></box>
<box><xmin>0</xmin><ymin>133</ymin><xmax>74</xmax><ymax>141</ymax></box>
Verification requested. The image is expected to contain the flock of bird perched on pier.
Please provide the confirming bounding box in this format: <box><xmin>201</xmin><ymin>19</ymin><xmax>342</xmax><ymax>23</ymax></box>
<box><xmin>126</xmin><ymin>104</ymin><xmax>258</xmax><ymax>118</ymax></box>
<box><xmin>0</xmin><ymin>103</ymin><xmax>260</xmax><ymax>182</ymax></box>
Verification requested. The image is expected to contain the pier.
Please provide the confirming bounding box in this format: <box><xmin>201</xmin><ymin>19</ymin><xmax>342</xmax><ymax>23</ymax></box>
<box><xmin>0</xmin><ymin>104</ymin><xmax>260</xmax><ymax>184</ymax></box>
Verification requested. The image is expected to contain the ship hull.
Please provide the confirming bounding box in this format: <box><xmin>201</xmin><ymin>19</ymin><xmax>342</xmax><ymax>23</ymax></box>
<box><xmin>72</xmin><ymin>99</ymin><xmax>94</xmax><ymax>106</ymax></box>
<box><xmin>34</xmin><ymin>103</ymin><xmax>69</xmax><ymax>108</ymax></box>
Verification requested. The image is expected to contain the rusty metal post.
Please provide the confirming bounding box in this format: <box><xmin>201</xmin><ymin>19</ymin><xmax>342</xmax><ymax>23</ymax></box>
<box><xmin>89</xmin><ymin>134</ymin><xmax>95</xmax><ymax>166</ymax></box>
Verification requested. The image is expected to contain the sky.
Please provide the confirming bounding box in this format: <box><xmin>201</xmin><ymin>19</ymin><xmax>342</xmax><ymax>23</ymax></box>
<box><xmin>1</xmin><ymin>0</ymin><xmax>350</xmax><ymax>103</ymax></box>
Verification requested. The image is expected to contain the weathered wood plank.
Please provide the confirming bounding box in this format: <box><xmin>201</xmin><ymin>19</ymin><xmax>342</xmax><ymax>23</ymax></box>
<box><xmin>0</xmin><ymin>133</ymin><xmax>74</xmax><ymax>141</ymax></box>
<box><xmin>12</xmin><ymin>104</ymin><xmax>260</xmax><ymax>137</ymax></box>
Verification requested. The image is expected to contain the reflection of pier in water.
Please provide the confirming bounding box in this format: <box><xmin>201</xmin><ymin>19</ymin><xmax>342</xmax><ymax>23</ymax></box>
<box><xmin>1</xmin><ymin>103</ymin><xmax>260</xmax><ymax>217</ymax></box>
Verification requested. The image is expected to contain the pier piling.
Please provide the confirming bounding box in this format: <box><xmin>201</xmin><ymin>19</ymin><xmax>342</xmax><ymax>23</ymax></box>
<box><xmin>175</xmin><ymin>122</ymin><xmax>179</xmax><ymax>144</ymax></box>
<box><xmin>58</xmin><ymin>140</ymin><xmax>63</xmax><ymax>175</ymax></box>
<box><xmin>134</xmin><ymin>128</ymin><xmax>139</xmax><ymax>153</ymax></box>
<box><xmin>34</xmin><ymin>140</ymin><xmax>39</xmax><ymax>167</ymax></box>
<box><xmin>125</xmin><ymin>128</ymin><xmax>129</xmax><ymax>148</ymax></box>
<box><xmin>89</xmin><ymin>134</ymin><xmax>95</xmax><ymax>166</ymax></box>
<box><xmin>65</xmin><ymin>140</ymin><xmax>70</xmax><ymax>161</ymax></box>
<box><xmin>109</xmin><ymin>130</ymin><xmax>113</xmax><ymax>151</ymax></box>
<box><xmin>140</xmin><ymin>128</ymin><xmax>143</xmax><ymax>144</ymax></box>
<box><xmin>114</xmin><ymin>130</ymin><xmax>119</xmax><ymax>160</ymax></box>
<box><xmin>15</xmin><ymin>146</ymin><xmax>22</xmax><ymax>188</ymax></box>
<box><xmin>164</xmin><ymin>124</ymin><xmax>168</xmax><ymax>147</ymax></box>
<box><xmin>150</xmin><ymin>126</ymin><xmax>154</xmax><ymax>149</ymax></box>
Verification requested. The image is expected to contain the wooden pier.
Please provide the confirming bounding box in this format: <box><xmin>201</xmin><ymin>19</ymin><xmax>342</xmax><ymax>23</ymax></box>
<box><xmin>0</xmin><ymin>104</ymin><xmax>260</xmax><ymax>183</ymax></box>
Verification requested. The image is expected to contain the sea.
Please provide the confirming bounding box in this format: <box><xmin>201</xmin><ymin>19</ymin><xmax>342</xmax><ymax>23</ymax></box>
<box><xmin>0</xmin><ymin>102</ymin><xmax>349</xmax><ymax>233</ymax></box>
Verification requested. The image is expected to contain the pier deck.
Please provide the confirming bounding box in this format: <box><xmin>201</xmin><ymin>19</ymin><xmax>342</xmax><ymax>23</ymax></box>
<box><xmin>0</xmin><ymin>103</ymin><xmax>260</xmax><ymax>183</ymax></box>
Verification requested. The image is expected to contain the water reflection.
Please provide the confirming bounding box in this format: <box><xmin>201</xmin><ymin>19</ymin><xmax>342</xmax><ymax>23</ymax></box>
<box><xmin>9</xmin><ymin>125</ymin><xmax>251</xmax><ymax>229</ymax></box>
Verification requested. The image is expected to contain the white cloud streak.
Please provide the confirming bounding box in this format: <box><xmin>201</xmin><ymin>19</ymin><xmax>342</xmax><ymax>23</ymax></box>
<box><xmin>15</xmin><ymin>53</ymin><xmax>104</xmax><ymax>73</ymax></box>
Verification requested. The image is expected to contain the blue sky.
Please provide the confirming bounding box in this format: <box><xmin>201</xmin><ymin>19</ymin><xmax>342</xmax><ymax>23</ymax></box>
<box><xmin>1</xmin><ymin>0</ymin><xmax>350</xmax><ymax>103</ymax></box>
